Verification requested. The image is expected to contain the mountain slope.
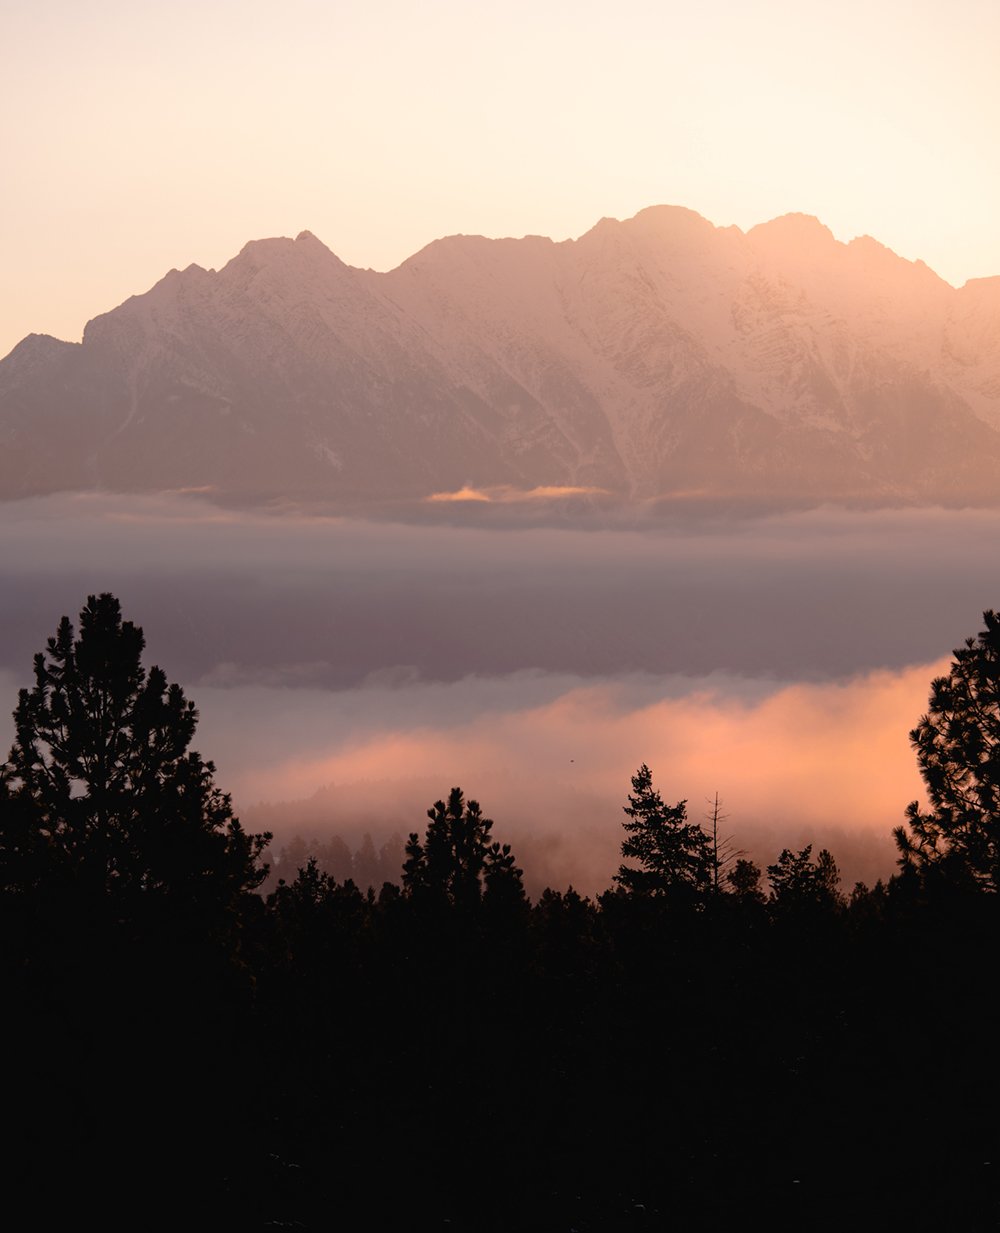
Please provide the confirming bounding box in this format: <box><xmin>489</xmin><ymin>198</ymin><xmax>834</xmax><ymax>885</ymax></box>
<box><xmin>3</xmin><ymin>208</ymin><xmax>999</xmax><ymax>508</ymax></box>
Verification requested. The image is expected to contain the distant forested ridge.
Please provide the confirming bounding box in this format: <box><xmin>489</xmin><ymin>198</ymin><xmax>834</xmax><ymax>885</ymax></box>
<box><xmin>2</xmin><ymin>595</ymin><xmax>998</xmax><ymax>1229</ymax></box>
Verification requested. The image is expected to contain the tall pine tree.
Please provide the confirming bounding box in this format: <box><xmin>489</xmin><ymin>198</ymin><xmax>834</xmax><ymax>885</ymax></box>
<box><xmin>894</xmin><ymin>609</ymin><xmax>1000</xmax><ymax>892</ymax></box>
<box><xmin>614</xmin><ymin>764</ymin><xmax>712</xmax><ymax>901</ymax></box>
<box><xmin>0</xmin><ymin>593</ymin><xmax>269</xmax><ymax>922</ymax></box>
<box><xmin>402</xmin><ymin>786</ymin><xmax>524</xmax><ymax>910</ymax></box>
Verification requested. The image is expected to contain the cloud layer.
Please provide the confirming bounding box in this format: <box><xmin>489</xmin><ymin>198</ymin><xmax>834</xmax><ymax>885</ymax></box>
<box><xmin>216</xmin><ymin>661</ymin><xmax>939</xmax><ymax>894</ymax></box>
<box><xmin>1</xmin><ymin>493</ymin><xmax>989</xmax><ymax>893</ymax></box>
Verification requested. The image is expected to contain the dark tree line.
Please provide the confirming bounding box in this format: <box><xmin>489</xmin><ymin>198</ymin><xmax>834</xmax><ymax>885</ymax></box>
<box><xmin>2</xmin><ymin>595</ymin><xmax>999</xmax><ymax>1230</ymax></box>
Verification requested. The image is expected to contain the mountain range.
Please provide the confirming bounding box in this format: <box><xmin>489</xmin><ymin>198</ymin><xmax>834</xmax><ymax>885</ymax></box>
<box><xmin>3</xmin><ymin>206</ymin><xmax>1000</xmax><ymax>510</ymax></box>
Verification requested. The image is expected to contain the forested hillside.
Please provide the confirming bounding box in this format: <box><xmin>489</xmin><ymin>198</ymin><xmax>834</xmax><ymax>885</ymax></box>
<box><xmin>2</xmin><ymin>595</ymin><xmax>998</xmax><ymax>1229</ymax></box>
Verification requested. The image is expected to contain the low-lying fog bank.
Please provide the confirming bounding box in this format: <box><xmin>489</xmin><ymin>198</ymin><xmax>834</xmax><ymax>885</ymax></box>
<box><xmin>1</xmin><ymin>492</ymin><xmax>994</xmax><ymax>891</ymax></box>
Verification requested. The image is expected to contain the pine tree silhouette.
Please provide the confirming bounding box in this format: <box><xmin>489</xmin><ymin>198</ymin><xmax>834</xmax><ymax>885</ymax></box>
<box><xmin>614</xmin><ymin>764</ymin><xmax>712</xmax><ymax>901</ymax></box>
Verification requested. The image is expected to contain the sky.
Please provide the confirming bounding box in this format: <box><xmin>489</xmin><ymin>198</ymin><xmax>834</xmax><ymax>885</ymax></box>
<box><xmin>3</xmin><ymin>0</ymin><xmax>999</xmax><ymax>361</ymax></box>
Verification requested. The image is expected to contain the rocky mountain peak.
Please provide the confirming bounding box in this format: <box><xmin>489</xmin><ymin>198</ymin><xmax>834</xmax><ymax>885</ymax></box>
<box><xmin>2</xmin><ymin>208</ymin><xmax>1000</xmax><ymax>510</ymax></box>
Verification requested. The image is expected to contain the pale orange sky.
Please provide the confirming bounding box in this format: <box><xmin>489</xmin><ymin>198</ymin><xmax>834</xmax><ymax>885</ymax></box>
<box><xmin>3</xmin><ymin>0</ymin><xmax>998</xmax><ymax>360</ymax></box>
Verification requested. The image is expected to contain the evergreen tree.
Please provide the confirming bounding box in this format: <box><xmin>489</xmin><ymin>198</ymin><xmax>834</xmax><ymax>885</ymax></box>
<box><xmin>0</xmin><ymin>593</ymin><xmax>269</xmax><ymax>919</ymax></box>
<box><xmin>2</xmin><ymin>595</ymin><xmax>273</xmax><ymax>1223</ymax></box>
<box><xmin>483</xmin><ymin>840</ymin><xmax>527</xmax><ymax>914</ymax></box>
<box><xmin>266</xmin><ymin>855</ymin><xmax>368</xmax><ymax>966</ymax></box>
<box><xmin>402</xmin><ymin>787</ymin><xmax>522</xmax><ymax>910</ymax></box>
<box><xmin>614</xmin><ymin>764</ymin><xmax>712</xmax><ymax>900</ymax></box>
<box><xmin>894</xmin><ymin>609</ymin><xmax>1000</xmax><ymax>891</ymax></box>
<box><xmin>726</xmin><ymin>857</ymin><xmax>765</xmax><ymax>904</ymax></box>
<box><xmin>766</xmin><ymin>844</ymin><xmax>842</xmax><ymax>912</ymax></box>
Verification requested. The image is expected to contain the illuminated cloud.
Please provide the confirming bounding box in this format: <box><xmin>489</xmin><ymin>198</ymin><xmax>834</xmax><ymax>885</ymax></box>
<box><xmin>227</xmin><ymin>664</ymin><xmax>935</xmax><ymax>816</ymax></box>
<box><xmin>214</xmin><ymin>661</ymin><xmax>944</xmax><ymax>892</ymax></box>
<box><xmin>426</xmin><ymin>486</ymin><xmax>492</xmax><ymax>503</ymax></box>
<box><xmin>427</xmin><ymin>485</ymin><xmax>609</xmax><ymax>503</ymax></box>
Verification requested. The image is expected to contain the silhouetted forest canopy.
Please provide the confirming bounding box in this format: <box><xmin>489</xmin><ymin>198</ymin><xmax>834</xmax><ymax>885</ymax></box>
<box><xmin>3</xmin><ymin>594</ymin><xmax>998</xmax><ymax>1230</ymax></box>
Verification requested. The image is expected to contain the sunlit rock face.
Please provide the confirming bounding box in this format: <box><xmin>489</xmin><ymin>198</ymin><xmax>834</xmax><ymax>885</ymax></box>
<box><xmin>2</xmin><ymin>208</ymin><xmax>1000</xmax><ymax>508</ymax></box>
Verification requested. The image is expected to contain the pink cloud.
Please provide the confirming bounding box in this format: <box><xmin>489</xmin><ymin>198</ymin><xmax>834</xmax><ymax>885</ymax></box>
<box><xmin>230</xmin><ymin>661</ymin><xmax>945</xmax><ymax>892</ymax></box>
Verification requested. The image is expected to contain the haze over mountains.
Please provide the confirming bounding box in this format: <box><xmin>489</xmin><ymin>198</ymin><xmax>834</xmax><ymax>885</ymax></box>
<box><xmin>3</xmin><ymin>206</ymin><xmax>1000</xmax><ymax>509</ymax></box>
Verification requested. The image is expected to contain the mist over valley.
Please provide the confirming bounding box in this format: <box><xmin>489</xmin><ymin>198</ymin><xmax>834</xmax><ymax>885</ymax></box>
<box><xmin>2</xmin><ymin>492</ymin><xmax>996</xmax><ymax>891</ymax></box>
